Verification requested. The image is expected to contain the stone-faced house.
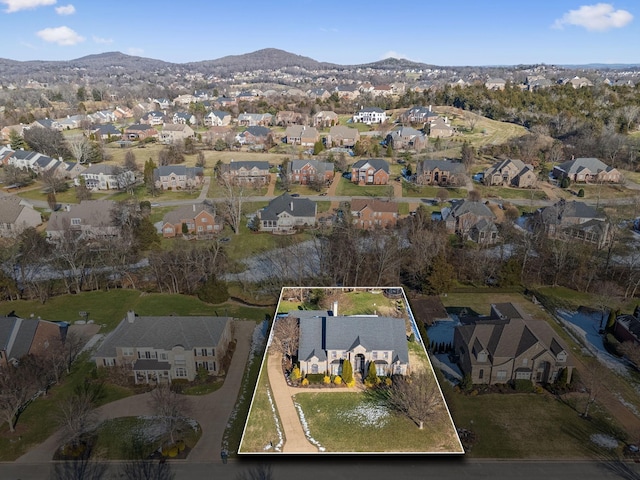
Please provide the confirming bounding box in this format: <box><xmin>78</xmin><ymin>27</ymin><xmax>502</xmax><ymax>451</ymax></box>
<box><xmin>257</xmin><ymin>193</ymin><xmax>317</xmax><ymax>233</ymax></box>
<box><xmin>327</xmin><ymin>125</ymin><xmax>360</xmax><ymax>147</ymax></box>
<box><xmin>237</xmin><ymin>112</ymin><xmax>273</xmax><ymax>127</ymax></box>
<box><xmin>552</xmin><ymin>157</ymin><xmax>621</xmax><ymax>184</ymax></box>
<box><xmin>427</xmin><ymin>117</ymin><xmax>454</xmax><ymax>138</ymax></box>
<box><xmin>236</xmin><ymin>126</ymin><xmax>272</xmax><ymax>146</ymax></box>
<box><xmin>287</xmin><ymin>159</ymin><xmax>334</xmax><ymax>185</ymax></box>
<box><xmin>160</xmin><ymin>203</ymin><xmax>222</xmax><ymax>238</ymax></box>
<box><xmin>454</xmin><ymin>303</ymin><xmax>574</xmax><ymax>385</ymax></box>
<box><xmin>154</xmin><ymin>165</ymin><xmax>203</xmax><ymax>190</ymax></box>
<box><xmin>284</xmin><ymin>125</ymin><xmax>319</xmax><ymax>147</ymax></box>
<box><xmin>443</xmin><ymin>199</ymin><xmax>498</xmax><ymax>244</ymax></box>
<box><xmin>294</xmin><ymin>309</ymin><xmax>409</xmax><ymax>377</ymax></box>
<box><xmin>219</xmin><ymin>160</ymin><xmax>270</xmax><ymax>186</ymax></box>
<box><xmin>416</xmin><ymin>159</ymin><xmax>466</xmax><ymax>186</ymax></box>
<box><xmin>275</xmin><ymin>111</ymin><xmax>306</xmax><ymax>126</ymax></box>
<box><xmin>159</xmin><ymin>124</ymin><xmax>195</xmax><ymax>144</ymax></box>
<box><xmin>398</xmin><ymin>105</ymin><xmax>439</xmax><ymax>125</ymax></box>
<box><xmin>0</xmin><ymin>196</ymin><xmax>42</xmax><ymax>238</ymax></box>
<box><xmin>350</xmin><ymin>198</ymin><xmax>398</xmax><ymax>229</ymax></box>
<box><xmin>94</xmin><ymin>311</ymin><xmax>232</xmax><ymax>384</ymax></box>
<box><xmin>204</xmin><ymin>110</ymin><xmax>232</xmax><ymax>127</ymax></box>
<box><xmin>313</xmin><ymin>110</ymin><xmax>338</xmax><ymax>128</ymax></box>
<box><xmin>483</xmin><ymin>159</ymin><xmax>537</xmax><ymax>188</ymax></box>
<box><xmin>386</xmin><ymin>126</ymin><xmax>427</xmax><ymax>151</ymax></box>
<box><xmin>532</xmin><ymin>199</ymin><xmax>611</xmax><ymax>249</ymax></box>
<box><xmin>351</xmin><ymin>158</ymin><xmax>390</xmax><ymax>185</ymax></box>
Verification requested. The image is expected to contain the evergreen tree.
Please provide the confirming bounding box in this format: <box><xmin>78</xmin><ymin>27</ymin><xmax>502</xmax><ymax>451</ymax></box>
<box><xmin>341</xmin><ymin>359</ymin><xmax>354</xmax><ymax>385</ymax></box>
<box><xmin>366</xmin><ymin>361</ymin><xmax>378</xmax><ymax>384</ymax></box>
<box><xmin>9</xmin><ymin>130</ymin><xmax>26</xmax><ymax>150</ymax></box>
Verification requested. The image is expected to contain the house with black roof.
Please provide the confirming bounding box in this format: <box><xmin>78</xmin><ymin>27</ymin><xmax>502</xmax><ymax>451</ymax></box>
<box><xmin>257</xmin><ymin>193</ymin><xmax>316</xmax><ymax>233</ymax></box>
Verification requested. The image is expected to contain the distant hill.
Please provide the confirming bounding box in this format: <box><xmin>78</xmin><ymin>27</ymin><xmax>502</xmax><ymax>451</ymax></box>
<box><xmin>185</xmin><ymin>48</ymin><xmax>337</xmax><ymax>72</ymax></box>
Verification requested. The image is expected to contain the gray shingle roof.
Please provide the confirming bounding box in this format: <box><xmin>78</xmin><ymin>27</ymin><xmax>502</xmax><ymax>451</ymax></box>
<box><xmin>555</xmin><ymin>157</ymin><xmax>614</xmax><ymax>175</ymax></box>
<box><xmin>0</xmin><ymin>317</ymin><xmax>39</xmax><ymax>361</ymax></box>
<box><xmin>297</xmin><ymin>313</ymin><xmax>409</xmax><ymax>364</ymax></box>
<box><xmin>419</xmin><ymin>159</ymin><xmax>466</xmax><ymax>174</ymax></box>
<box><xmin>94</xmin><ymin>315</ymin><xmax>231</xmax><ymax>357</ymax></box>
<box><xmin>351</xmin><ymin>158</ymin><xmax>390</xmax><ymax>173</ymax></box>
<box><xmin>162</xmin><ymin>203</ymin><xmax>215</xmax><ymax>224</ymax></box>
<box><xmin>154</xmin><ymin>165</ymin><xmax>203</xmax><ymax>180</ymax></box>
<box><xmin>288</xmin><ymin>159</ymin><xmax>333</xmax><ymax>176</ymax></box>
<box><xmin>539</xmin><ymin>200</ymin><xmax>605</xmax><ymax>225</ymax></box>
<box><xmin>0</xmin><ymin>195</ymin><xmax>33</xmax><ymax>223</ymax></box>
<box><xmin>260</xmin><ymin>193</ymin><xmax>316</xmax><ymax>220</ymax></box>
<box><xmin>227</xmin><ymin>160</ymin><xmax>270</xmax><ymax>171</ymax></box>
<box><xmin>450</xmin><ymin>199</ymin><xmax>495</xmax><ymax>219</ymax></box>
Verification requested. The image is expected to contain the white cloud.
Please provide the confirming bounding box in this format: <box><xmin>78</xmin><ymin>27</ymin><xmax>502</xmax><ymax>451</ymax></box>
<box><xmin>93</xmin><ymin>35</ymin><xmax>113</xmax><ymax>45</ymax></box>
<box><xmin>128</xmin><ymin>47</ymin><xmax>144</xmax><ymax>56</ymax></box>
<box><xmin>55</xmin><ymin>3</ymin><xmax>74</xmax><ymax>15</ymax></box>
<box><xmin>2</xmin><ymin>0</ymin><xmax>56</xmax><ymax>13</ymax></box>
<box><xmin>381</xmin><ymin>51</ymin><xmax>411</xmax><ymax>60</ymax></box>
<box><xmin>553</xmin><ymin>3</ymin><xmax>633</xmax><ymax>31</ymax></box>
<box><xmin>36</xmin><ymin>26</ymin><xmax>84</xmax><ymax>45</ymax></box>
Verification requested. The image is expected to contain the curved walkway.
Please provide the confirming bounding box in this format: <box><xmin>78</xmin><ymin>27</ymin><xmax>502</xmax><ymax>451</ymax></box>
<box><xmin>16</xmin><ymin>320</ymin><xmax>255</xmax><ymax>464</ymax></box>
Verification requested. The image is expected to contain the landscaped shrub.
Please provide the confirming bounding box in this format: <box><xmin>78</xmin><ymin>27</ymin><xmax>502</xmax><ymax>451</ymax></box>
<box><xmin>577</xmin><ymin>188</ymin><xmax>585</xmax><ymax>197</ymax></box>
<box><xmin>341</xmin><ymin>360</ymin><xmax>354</xmax><ymax>385</ymax></box>
<box><xmin>301</xmin><ymin>378</ymin><xmax>309</xmax><ymax>386</ymax></box>
<box><xmin>384</xmin><ymin>377</ymin><xmax>392</xmax><ymax>386</ymax></box>
<box><xmin>346</xmin><ymin>379</ymin><xmax>356</xmax><ymax>388</ymax></box>
<box><xmin>512</xmin><ymin>379</ymin><xmax>535</xmax><ymax>393</ymax></box>
<box><xmin>306</xmin><ymin>373</ymin><xmax>325</xmax><ymax>384</ymax></box>
<box><xmin>323</xmin><ymin>375</ymin><xmax>331</xmax><ymax>384</ymax></box>
<box><xmin>168</xmin><ymin>446</ymin><xmax>179</xmax><ymax>457</ymax></box>
<box><xmin>333</xmin><ymin>375</ymin><xmax>343</xmax><ymax>385</ymax></box>
<box><xmin>289</xmin><ymin>367</ymin><xmax>301</xmax><ymax>382</ymax></box>
<box><xmin>366</xmin><ymin>362</ymin><xmax>378</xmax><ymax>384</ymax></box>
<box><xmin>176</xmin><ymin>440</ymin><xmax>185</xmax><ymax>452</ymax></box>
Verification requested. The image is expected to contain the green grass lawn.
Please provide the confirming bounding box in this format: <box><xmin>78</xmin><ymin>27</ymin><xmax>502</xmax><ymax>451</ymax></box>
<box><xmin>91</xmin><ymin>416</ymin><xmax>202</xmax><ymax>459</ymax></box>
<box><xmin>239</xmin><ymin>367</ymin><xmax>284</xmax><ymax>453</ymax></box>
<box><xmin>474</xmin><ymin>185</ymin><xmax>548</xmax><ymax>201</ymax></box>
<box><xmin>442</xmin><ymin>384</ymin><xmax>617</xmax><ymax>458</ymax></box>
<box><xmin>208</xmin><ymin>180</ymin><xmax>268</xmax><ymax>198</ymax></box>
<box><xmin>335</xmin><ymin>177</ymin><xmax>394</xmax><ymax>197</ymax></box>
<box><xmin>402</xmin><ymin>183</ymin><xmax>466</xmax><ymax>199</ymax></box>
<box><xmin>293</xmin><ymin>392</ymin><xmax>461</xmax><ymax>453</ymax></box>
<box><xmin>0</xmin><ymin>354</ymin><xmax>132</xmax><ymax>461</ymax></box>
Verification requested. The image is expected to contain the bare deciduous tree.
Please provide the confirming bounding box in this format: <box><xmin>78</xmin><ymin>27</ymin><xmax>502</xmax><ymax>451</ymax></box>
<box><xmin>149</xmin><ymin>384</ymin><xmax>190</xmax><ymax>445</ymax></box>
<box><xmin>270</xmin><ymin>316</ymin><xmax>299</xmax><ymax>370</ymax></box>
<box><xmin>56</xmin><ymin>381</ymin><xmax>104</xmax><ymax>447</ymax></box>
<box><xmin>383</xmin><ymin>373</ymin><xmax>441</xmax><ymax>429</ymax></box>
<box><xmin>220</xmin><ymin>176</ymin><xmax>244</xmax><ymax>235</ymax></box>
<box><xmin>67</xmin><ymin>135</ymin><xmax>92</xmax><ymax>164</ymax></box>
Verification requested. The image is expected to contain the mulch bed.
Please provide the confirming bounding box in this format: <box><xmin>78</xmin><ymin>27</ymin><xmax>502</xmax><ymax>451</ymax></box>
<box><xmin>407</xmin><ymin>295</ymin><xmax>449</xmax><ymax>325</ymax></box>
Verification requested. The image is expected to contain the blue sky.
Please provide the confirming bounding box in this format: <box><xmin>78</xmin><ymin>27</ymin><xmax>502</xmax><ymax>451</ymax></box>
<box><xmin>1</xmin><ymin>0</ymin><xmax>637</xmax><ymax>65</ymax></box>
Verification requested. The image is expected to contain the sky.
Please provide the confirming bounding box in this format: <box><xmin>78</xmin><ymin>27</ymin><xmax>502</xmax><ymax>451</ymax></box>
<box><xmin>0</xmin><ymin>0</ymin><xmax>638</xmax><ymax>66</ymax></box>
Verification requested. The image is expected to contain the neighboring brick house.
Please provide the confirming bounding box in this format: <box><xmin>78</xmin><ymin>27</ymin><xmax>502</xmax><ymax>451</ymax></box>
<box><xmin>454</xmin><ymin>303</ymin><xmax>574</xmax><ymax>385</ymax></box>
<box><xmin>386</xmin><ymin>126</ymin><xmax>427</xmax><ymax>151</ymax></box>
<box><xmin>353</xmin><ymin>107</ymin><xmax>387</xmax><ymax>124</ymax></box>
<box><xmin>552</xmin><ymin>157</ymin><xmax>621</xmax><ymax>184</ymax></box>
<box><xmin>154</xmin><ymin>165</ymin><xmax>203</xmax><ymax>190</ymax></box>
<box><xmin>532</xmin><ymin>199</ymin><xmax>612</xmax><ymax>249</ymax></box>
<box><xmin>123</xmin><ymin>124</ymin><xmax>158</xmax><ymax>141</ymax></box>
<box><xmin>287</xmin><ymin>159</ymin><xmax>334</xmax><ymax>185</ymax></box>
<box><xmin>350</xmin><ymin>198</ymin><xmax>398</xmax><ymax>229</ymax></box>
<box><xmin>47</xmin><ymin>200</ymin><xmax>119</xmax><ymax>240</ymax></box>
<box><xmin>0</xmin><ymin>195</ymin><xmax>42</xmax><ymax>238</ymax></box>
<box><xmin>327</xmin><ymin>125</ymin><xmax>360</xmax><ymax>147</ymax></box>
<box><xmin>313</xmin><ymin>110</ymin><xmax>338</xmax><ymax>128</ymax></box>
<box><xmin>257</xmin><ymin>193</ymin><xmax>317</xmax><ymax>233</ymax></box>
<box><xmin>93</xmin><ymin>311</ymin><xmax>232</xmax><ymax>384</ymax></box>
<box><xmin>275</xmin><ymin>111</ymin><xmax>306</xmax><ymax>126</ymax></box>
<box><xmin>483</xmin><ymin>159</ymin><xmax>537</xmax><ymax>188</ymax></box>
<box><xmin>443</xmin><ymin>199</ymin><xmax>498</xmax><ymax>244</ymax></box>
<box><xmin>237</xmin><ymin>112</ymin><xmax>273</xmax><ymax>127</ymax></box>
<box><xmin>351</xmin><ymin>158</ymin><xmax>390</xmax><ymax>185</ymax></box>
<box><xmin>160</xmin><ymin>203</ymin><xmax>222</xmax><ymax>238</ymax></box>
<box><xmin>0</xmin><ymin>316</ymin><xmax>64</xmax><ymax>368</ymax></box>
<box><xmin>204</xmin><ymin>110</ymin><xmax>232</xmax><ymax>127</ymax></box>
<box><xmin>294</xmin><ymin>309</ymin><xmax>409</xmax><ymax>377</ymax></box>
<box><xmin>416</xmin><ymin>159</ymin><xmax>466</xmax><ymax>186</ymax></box>
<box><xmin>236</xmin><ymin>126</ymin><xmax>272</xmax><ymax>146</ymax></box>
<box><xmin>76</xmin><ymin>164</ymin><xmax>136</xmax><ymax>190</ymax></box>
<box><xmin>219</xmin><ymin>160</ymin><xmax>270</xmax><ymax>186</ymax></box>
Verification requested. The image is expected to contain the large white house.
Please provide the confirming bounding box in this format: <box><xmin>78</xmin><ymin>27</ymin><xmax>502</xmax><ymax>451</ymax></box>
<box><xmin>353</xmin><ymin>107</ymin><xmax>387</xmax><ymax>125</ymax></box>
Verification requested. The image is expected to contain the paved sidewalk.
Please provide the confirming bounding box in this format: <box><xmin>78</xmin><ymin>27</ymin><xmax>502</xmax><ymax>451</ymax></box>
<box><xmin>16</xmin><ymin>320</ymin><xmax>256</xmax><ymax>464</ymax></box>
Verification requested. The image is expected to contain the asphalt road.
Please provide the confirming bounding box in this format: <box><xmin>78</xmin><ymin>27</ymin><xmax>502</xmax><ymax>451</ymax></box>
<box><xmin>2</xmin><ymin>458</ymin><xmax>640</xmax><ymax>480</ymax></box>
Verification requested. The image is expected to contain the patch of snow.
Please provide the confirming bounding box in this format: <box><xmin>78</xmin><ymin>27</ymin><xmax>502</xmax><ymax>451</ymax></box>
<box><xmin>293</xmin><ymin>399</ymin><xmax>325</xmax><ymax>451</ymax></box>
<box><xmin>590</xmin><ymin>433</ymin><xmax>618</xmax><ymax>449</ymax></box>
<box><xmin>337</xmin><ymin>402</ymin><xmax>390</xmax><ymax>428</ymax></box>
<box><xmin>265</xmin><ymin>386</ymin><xmax>284</xmax><ymax>451</ymax></box>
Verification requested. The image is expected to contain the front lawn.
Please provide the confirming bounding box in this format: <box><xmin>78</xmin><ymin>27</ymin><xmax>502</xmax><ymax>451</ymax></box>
<box><xmin>293</xmin><ymin>392</ymin><xmax>461</xmax><ymax>453</ymax></box>
<box><xmin>335</xmin><ymin>177</ymin><xmax>394</xmax><ymax>197</ymax></box>
<box><xmin>402</xmin><ymin>183</ymin><xmax>466</xmax><ymax>199</ymax></box>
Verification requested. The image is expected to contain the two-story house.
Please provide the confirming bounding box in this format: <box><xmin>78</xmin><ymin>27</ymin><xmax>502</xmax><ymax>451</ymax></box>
<box><xmin>76</xmin><ymin>164</ymin><xmax>136</xmax><ymax>191</ymax></box>
<box><xmin>327</xmin><ymin>125</ymin><xmax>360</xmax><ymax>147</ymax></box>
<box><xmin>483</xmin><ymin>159</ymin><xmax>537</xmax><ymax>188</ymax></box>
<box><xmin>350</xmin><ymin>198</ymin><xmax>398</xmax><ymax>229</ymax></box>
<box><xmin>287</xmin><ymin>160</ymin><xmax>334</xmax><ymax>185</ymax></box>
<box><xmin>219</xmin><ymin>160</ymin><xmax>270</xmax><ymax>186</ymax></box>
<box><xmin>442</xmin><ymin>199</ymin><xmax>498</xmax><ymax>244</ymax></box>
<box><xmin>386</xmin><ymin>126</ymin><xmax>427</xmax><ymax>151</ymax></box>
<box><xmin>160</xmin><ymin>203</ymin><xmax>222</xmax><ymax>238</ymax></box>
<box><xmin>204</xmin><ymin>110</ymin><xmax>232</xmax><ymax>127</ymax></box>
<box><xmin>153</xmin><ymin>165</ymin><xmax>203</xmax><ymax>190</ymax></box>
<box><xmin>94</xmin><ymin>311</ymin><xmax>232</xmax><ymax>384</ymax></box>
<box><xmin>284</xmin><ymin>125</ymin><xmax>319</xmax><ymax>147</ymax></box>
<box><xmin>353</xmin><ymin>107</ymin><xmax>387</xmax><ymax>125</ymax></box>
<box><xmin>47</xmin><ymin>200</ymin><xmax>119</xmax><ymax>240</ymax></box>
<box><xmin>552</xmin><ymin>157</ymin><xmax>621</xmax><ymax>184</ymax></box>
<box><xmin>351</xmin><ymin>159</ymin><xmax>390</xmax><ymax>185</ymax></box>
<box><xmin>0</xmin><ymin>196</ymin><xmax>42</xmax><ymax>238</ymax></box>
<box><xmin>257</xmin><ymin>193</ymin><xmax>317</xmax><ymax>233</ymax></box>
<box><xmin>416</xmin><ymin>160</ymin><xmax>466</xmax><ymax>186</ymax></box>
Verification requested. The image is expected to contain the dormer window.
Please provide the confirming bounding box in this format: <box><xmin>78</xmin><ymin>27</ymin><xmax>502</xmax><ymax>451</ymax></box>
<box><xmin>477</xmin><ymin>351</ymin><xmax>487</xmax><ymax>362</ymax></box>
<box><xmin>557</xmin><ymin>352</ymin><xmax>567</xmax><ymax>362</ymax></box>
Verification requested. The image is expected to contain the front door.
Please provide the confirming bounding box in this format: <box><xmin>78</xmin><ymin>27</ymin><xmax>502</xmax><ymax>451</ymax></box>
<box><xmin>355</xmin><ymin>354</ymin><xmax>365</xmax><ymax>375</ymax></box>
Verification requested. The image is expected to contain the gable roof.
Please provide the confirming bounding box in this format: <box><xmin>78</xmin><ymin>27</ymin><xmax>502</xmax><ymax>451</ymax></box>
<box><xmin>289</xmin><ymin>159</ymin><xmax>333</xmax><ymax>175</ymax></box>
<box><xmin>260</xmin><ymin>193</ymin><xmax>316</xmax><ymax>220</ymax></box>
<box><xmin>0</xmin><ymin>317</ymin><xmax>39</xmax><ymax>361</ymax></box>
<box><xmin>226</xmin><ymin>160</ymin><xmax>270</xmax><ymax>171</ymax></box>
<box><xmin>539</xmin><ymin>199</ymin><xmax>606</xmax><ymax>225</ymax></box>
<box><xmin>297</xmin><ymin>313</ymin><xmax>408</xmax><ymax>364</ymax></box>
<box><xmin>351</xmin><ymin>198</ymin><xmax>398</xmax><ymax>214</ymax></box>
<box><xmin>47</xmin><ymin>200</ymin><xmax>116</xmax><ymax>231</ymax></box>
<box><xmin>555</xmin><ymin>157</ymin><xmax>615</xmax><ymax>175</ymax></box>
<box><xmin>243</xmin><ymin>126</ymin><xmax>271</xmax><ymax>137</ymax></box>
<box><xmin>449</xmin><ymin>199</ymin><xmax>495</xmax><ymax>219</ymax></box>
<box><xmin>154</xmin><ymin>165</ymin><xmax>202</xmax><ymax>179</ymax></box>
<box><xmin>162</xmin><ymin>203</ymin><xmax>215</xmax><ymax>224</ymax></box>
<box><xmin>94</xmin><ymin>315</ymin><xmax>230</xmax><ymax>357</ymax></box>
<box><xmin>351</xmin><ymin>158</ymin><xmax>389</xmax><ymax>173</ymax></box>
<box><xmin>0</xmin><ymin>196</ymin><xmax>37</xmax><ymax>224</ymax></box>
<box><xmin>418</xmin><ymin>159</ymin><xmax>465</xmax><ymax>174</ymax></box>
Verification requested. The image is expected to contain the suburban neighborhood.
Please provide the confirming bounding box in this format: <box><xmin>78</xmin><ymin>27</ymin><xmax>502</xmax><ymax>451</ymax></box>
<box><xmin>2</xmin><ymin>34</ymin><xmax>640</xmax><ymax>478</ymax></box>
